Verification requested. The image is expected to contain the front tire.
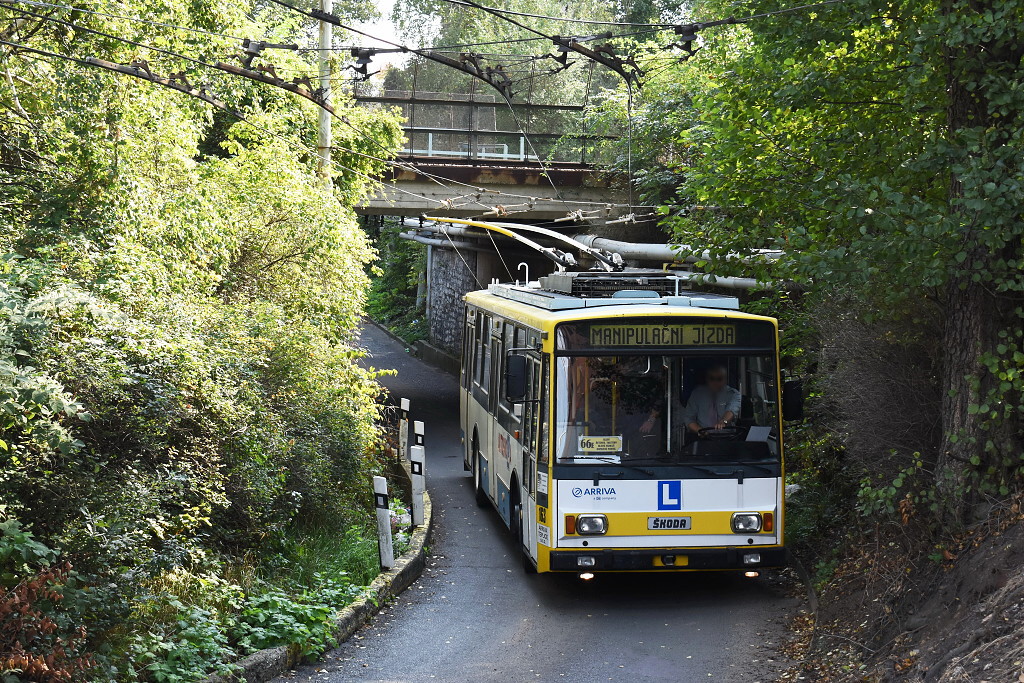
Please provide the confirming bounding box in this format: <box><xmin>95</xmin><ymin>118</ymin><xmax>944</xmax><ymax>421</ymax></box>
<box><xmin>511</xmin><ymin>489</ymin><xmax>536</xmax><ymax>574</ymax></box>
<box><xmin>473</xmin><ymin>452</ymin><xmax>487</xmax><ymax>508</ymax></box>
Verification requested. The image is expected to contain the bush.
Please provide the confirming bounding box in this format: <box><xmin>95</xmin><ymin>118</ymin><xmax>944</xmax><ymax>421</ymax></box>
<box><xmin>127</xmin><ymin>598</ymin><xmax>237</xmax><ymax>683</ymax></box>
<box><xmin>232</xmin><ymin>575</ymin><xmax>362</xmax><ymax>659</ymax></box>
<box><xmin>364</xmin><ymin>218</ymin><xmax>427</xmax><ymax>344</ymax></box>
<box><xmin>0</xmin><ymin>2</ymin><xmax>404</xmax><ymax>676</ymax></box>
<box><xmin>0</xmin><ymin>517</ymin><xmax>94</xmax><ymax>682</ymax></box>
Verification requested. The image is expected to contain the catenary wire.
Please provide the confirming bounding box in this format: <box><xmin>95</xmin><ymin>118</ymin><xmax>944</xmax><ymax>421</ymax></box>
<box><xmin>0</xmin><ymin>37</ymin><xmax>454</xmax><ymax>209</ymax></box>
<box><xmin>3</xmin><ymin>0</ymin><xmax>670</xmax><ymax>213</ymax></box>
<box><xmin>0</xmin><ymin>6</ymin><xmax>622</xmax><ymax>211</ymax></box>
<box><xmin>0</xmin><ymin>0</ymin><xmax>251</xmax><ymax>42</ymax></box>
<box><xmin>252</xmin><ymin>0</ymin><xmax>640</xmax><ymax>211</ymax></box>
<box><xmin>437</xmin><ymin>0</ymin><xmax>677</xmax><ymax>27</ymax></box>
<box><xmin>1</xmin><ymin>4</ymin><xmax>229</xmax><ymax>70</ymax></box>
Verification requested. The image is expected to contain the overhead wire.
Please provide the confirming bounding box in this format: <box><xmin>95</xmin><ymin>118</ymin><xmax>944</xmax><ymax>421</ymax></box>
<box><xmin>0</xmin><ymin>0</ymin><xmax>251</xmax><ymax>42</ymax></box>
<box><xmin>437</xmin><ymin>0</ymin><xmax>676</xmax><ymax>27</ymax></box>
<box><xmin>294</xmin><ymin>25</ymin><xmax>665</xmax><ymax>54</ymax></box>
<box><xmin>0</xmin><ymin>36</ymin><xmax>499</xmax><ymax>216</ymax></box>
<box><xmin>7</xmin><ymin>0</ymin><xmax>832</xmax><ymax>221</ymax></box>
<box><xmin>1</xmin><ymin>3</ymin><xmax>226</xmax><ymax>71</ymax></box>
<box><xmin>435</xmin><ymin>0</ymin><xmax>640</xmax><ymax>209</ymax></box>
<box><xmin>744</xmin><ymin>0</ymin><xmax>848</xmax><ymax>20</ymax></box>
<box><xmin>297</xmin><ymin>35</ymin><xmax>550</xmax><ymax>52</ymax></box>
<box><xmin>427</xmin><ymin>0</ymin><xmax>854</xmax><ymax>219</ymax></box>
<box><xmin>438</xmin><ymin>228</ymin><xmax>485</xmax><ymax>288</ymax></box>
<box><xmin>445</xmin><ymin>0</ymin><xmax>851</xmax><ymax>31</ymax></box>
<box><xmin>2</xmin><ymin>0</ymin><xmax>705</xmax><ymax>274</ymax></box>
<box><xmin>254</xmin><ymin>0</ymin><xmax>634</xmax><ymax>214</ymax></box>
<box><xmin>349</xmin><ymin>0</ymin><xmax>851</xmax><ymax>216</ymax></box>
<box><xmin>485</xmin><ymin>226</ymin><xmax>513</xmax><ymax>280</ymax></box>
<box><xmin>0</xmin><ymin>5</ymin><xmax>633</xmax><ymax>214</ymax></box>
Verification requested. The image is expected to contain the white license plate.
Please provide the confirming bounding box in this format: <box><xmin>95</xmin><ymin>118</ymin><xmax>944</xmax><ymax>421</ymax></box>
<box><xmin>648</xmin><ymin>516</ymin><xmax>691</xmax><ymax>530</ymax></box>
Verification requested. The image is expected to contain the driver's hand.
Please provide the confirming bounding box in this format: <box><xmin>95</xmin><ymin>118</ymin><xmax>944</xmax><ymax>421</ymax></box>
<box><xmin>640</xmin><ymin>416</ymin><xmax>655</xmax><ymax>433</ymax></box>
<box><xmin>714</xmin><ymin>420</ymin><xmax>727</xmax><ymax>429</ymax></box>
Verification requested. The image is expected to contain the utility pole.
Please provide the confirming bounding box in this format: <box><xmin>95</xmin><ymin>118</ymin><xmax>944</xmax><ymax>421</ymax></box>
<box><xmin>317</xmin><ymin>0</ymin><xmax>332</xmax><ymax>187</ymax></box>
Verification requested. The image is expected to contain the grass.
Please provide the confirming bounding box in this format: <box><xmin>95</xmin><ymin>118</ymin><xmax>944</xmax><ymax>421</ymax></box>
<box><xmin>274</xmin><ymin>525</ymin><xmax>381</xmax><ymax>588</ymax></box>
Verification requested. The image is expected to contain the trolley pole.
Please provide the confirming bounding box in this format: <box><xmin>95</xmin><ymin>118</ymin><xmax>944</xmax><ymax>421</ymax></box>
<box><xmin>316</xmin><ymin>0</ymin><xmax>332</xmax><ymax>185</ymax></box>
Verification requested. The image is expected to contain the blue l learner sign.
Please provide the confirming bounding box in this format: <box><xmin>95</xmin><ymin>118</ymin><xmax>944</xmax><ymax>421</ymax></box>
<box><xmin>657</xmin><ymin>481</ymin><xmax>682</xmax><ymax>510</ymax></box>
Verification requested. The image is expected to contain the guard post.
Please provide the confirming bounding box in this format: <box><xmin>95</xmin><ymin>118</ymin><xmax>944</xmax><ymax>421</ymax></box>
<box><xmin>398</xmin><ymin>398</ymin><xmax>410</xmax><ymax>461</ymax></box>
<box><xmin>373</xmin><ymin>476</ymin><xmax>394</xmax><ymax>569</ymax></box>
<box><xmin>410</xmin><ymin>444</ymin><xmax>426</xmax><ymax>527</ymax></box>
<box><xmin>412</xmin><ymin>420</ymin><xmax>424</xmax><ymax>461</ymax></box>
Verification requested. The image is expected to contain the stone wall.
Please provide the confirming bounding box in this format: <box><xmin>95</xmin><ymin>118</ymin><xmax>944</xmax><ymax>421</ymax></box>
<box><xmin>427</xmin><ymin>246</ymin><xmax>478</xmax><ymax>355</ymax></box>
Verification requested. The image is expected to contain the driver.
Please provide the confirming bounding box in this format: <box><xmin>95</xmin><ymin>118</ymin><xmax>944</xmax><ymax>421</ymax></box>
<box><xmin>683</xmin><ymin>364</ymin><xmax>741</xmax><ymax>435</ymax></box>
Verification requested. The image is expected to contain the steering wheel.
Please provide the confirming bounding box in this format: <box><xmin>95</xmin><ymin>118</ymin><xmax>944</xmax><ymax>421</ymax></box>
<box><xmin>697</xmin><ymin>426</ymin><xmax>744</xmax><ymax>441</ymax></box>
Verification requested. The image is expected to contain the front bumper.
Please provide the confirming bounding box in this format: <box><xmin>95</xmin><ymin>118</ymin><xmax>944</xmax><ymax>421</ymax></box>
<box><xmin>548</xmin><ymin>546</ymin><xmax>787</xmax><ymax>572</ymax></box>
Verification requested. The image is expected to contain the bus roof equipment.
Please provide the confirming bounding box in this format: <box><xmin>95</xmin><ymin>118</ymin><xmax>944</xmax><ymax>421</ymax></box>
<box><xmin>421</xmin><ymin>216</ymin><xmax>766</xmax><ymax>292</ymax></box>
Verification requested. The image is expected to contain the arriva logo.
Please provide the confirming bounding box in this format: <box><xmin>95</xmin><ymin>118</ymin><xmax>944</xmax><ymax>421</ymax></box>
<box><xmin>572</xmin><ymin>487</ymin><xmax>617</xmax><ymax>497</ymax></box>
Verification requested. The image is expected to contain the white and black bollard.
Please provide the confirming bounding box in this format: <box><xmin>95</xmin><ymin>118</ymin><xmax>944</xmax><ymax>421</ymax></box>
<box><xmin>398</xmin><ymin>398</ymin><xmax>410</xmax><ymax>461</ymax></box>
<box><xmin>412</xmin><ymin>420</ymin><xmax>424</xmax><ymax>462</ymax></box>
<box><xmin>410</xmin><ymin>444</ymin><xmax>426</xmax><ymax>527</ymax></box>
<box><xmin>373</xmin><ymin>476</ymin><xmax>394</xmax><ymax>569</ymax></box>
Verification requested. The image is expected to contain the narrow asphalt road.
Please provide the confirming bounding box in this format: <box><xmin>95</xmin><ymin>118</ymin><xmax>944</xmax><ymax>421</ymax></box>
<box><xmin>279</xmin><ymin>324</ymin><xmax>801</xmax><ymax>683</ymax></box>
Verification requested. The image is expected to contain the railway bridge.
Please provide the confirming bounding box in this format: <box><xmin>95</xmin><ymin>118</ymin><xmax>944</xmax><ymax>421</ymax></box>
<box><xmin>348</xmin><ymin>65</ymin><xmax>668</xmax><ymax>358</ymax></box>
<box><xmin>349</xmin><ymin>62</ymin><xmax>631</xmax><ymax>220</ymax></box>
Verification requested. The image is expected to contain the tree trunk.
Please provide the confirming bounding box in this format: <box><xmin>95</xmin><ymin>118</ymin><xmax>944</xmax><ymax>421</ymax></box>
<box><xmin>935</xmin><ymin>0</ymin><xmax>1024</xmax><ymax>521</ymax></box>
<box><xmin>938</xmin><ymin>277</ymin><xmax>999</xmax><ymax>517</ymax></box>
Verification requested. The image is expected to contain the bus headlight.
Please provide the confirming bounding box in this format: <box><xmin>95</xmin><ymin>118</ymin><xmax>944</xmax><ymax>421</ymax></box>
<box><xmin>576</xmin><ymin>514</ymin><xmax>608</xmax><ymax>535</ymax></box>
<box><xmin>731</xmin><ymin>512</ymin><xmax>762</xmax><ymax>533</ymax></box>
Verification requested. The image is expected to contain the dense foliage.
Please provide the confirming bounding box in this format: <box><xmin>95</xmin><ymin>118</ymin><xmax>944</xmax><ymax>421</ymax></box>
<box><xmin>364</xmin><ymin>218</ymin><xmax>428</xmax><ymax>344</ymax></box>
<box><xmin>606</xmin><ymin>0</ymin><xmax>1024</xmax><ymax>525</ymax></box>
<box><xmin>0</xmin><ymin>0</ymin><xmax>404</xmax><ymax>678</ymax></box>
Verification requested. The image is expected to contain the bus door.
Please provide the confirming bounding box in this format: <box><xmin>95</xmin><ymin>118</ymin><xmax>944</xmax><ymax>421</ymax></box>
<box><xmin>461</xmin><ymin>307</ymin><xmax>474</xmax><ymax>470</ymax></box>
<box><xmin>520</xmin><ymin>350</ymin><xmax>548</xmax><ymax>564</ymax></box>
<box><xmin>519</xmin><ymin>354</ymin><xmax>536</xmax><ymax>559</ymax></box>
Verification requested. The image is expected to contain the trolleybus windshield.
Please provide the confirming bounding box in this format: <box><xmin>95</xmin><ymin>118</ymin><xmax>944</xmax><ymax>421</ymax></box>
<box><xmin>554</xmin><ymin>319</ymin><xmax>780</xmax><ymax>466</ymax></box>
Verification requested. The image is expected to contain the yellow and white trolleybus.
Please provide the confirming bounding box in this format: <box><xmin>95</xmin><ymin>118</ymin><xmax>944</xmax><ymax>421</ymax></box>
<box><xmin>460</xmin><ymin>270</ymin><xmax>801</xmax><ymax>574</ymax></box>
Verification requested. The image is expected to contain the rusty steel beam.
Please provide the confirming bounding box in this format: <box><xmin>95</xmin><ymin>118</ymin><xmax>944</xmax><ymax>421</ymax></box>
<box><xmin>354</xmin><ymin>95</ymin><xmax>586</xmax><ymax>112</ymax></box>
<box><xmin>384</xmin><ymin>159</ymin><xmax>609</xmax><ymax>188</ymax></box>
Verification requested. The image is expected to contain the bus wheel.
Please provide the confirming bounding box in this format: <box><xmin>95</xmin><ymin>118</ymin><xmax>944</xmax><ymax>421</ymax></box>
<box><xmin>473</xmin><ymin>452</ymin><xmax>487</xmax><ymax>508</ymax></box>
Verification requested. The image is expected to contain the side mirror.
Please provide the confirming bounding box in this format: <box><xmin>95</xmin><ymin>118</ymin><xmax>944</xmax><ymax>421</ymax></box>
<box><xmin>782</xmin><ymin>378</ymin><xmax>804</xmax><ymax>421</ymax></box>
<box><xmin>505</xmin><ymin>353</ymin><xmax>528</xmax><ymax>403</ymax></box>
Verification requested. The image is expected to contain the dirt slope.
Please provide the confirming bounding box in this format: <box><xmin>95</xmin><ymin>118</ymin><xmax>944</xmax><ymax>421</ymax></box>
<box><xmin>793</xmin><ymin>506</ymin><xmax>1024</xmax><ymax>682</ymax></box>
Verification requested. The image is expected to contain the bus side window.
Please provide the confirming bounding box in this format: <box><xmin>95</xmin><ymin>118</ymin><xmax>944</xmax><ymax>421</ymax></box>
<box><xmin>475</xmin><ymin>314</ymin><xmax>490</xmax><ymax>393</ymax></box>
<box><xmin>481</xmin><ymin>322</ymin><xmax>491</xmax><ymax>394</ymax></box>
<box><xmin>462</xmin><ymin>309</ymin><xmax>474</xmax><ymax>390</ymax></box>
<box><xmin>497</xmin><ymin>322</ymin><xmax>520</xmax><ymax>420</ymax></box>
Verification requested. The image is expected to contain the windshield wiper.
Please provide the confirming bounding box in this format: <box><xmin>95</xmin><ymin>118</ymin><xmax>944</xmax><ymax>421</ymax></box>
<box><xmin>561</xmin><ymin>456</ymin><xmax>655</xmax><ymax>478</ymax></box>
<box><xmin>734</xmin><ymin>460</ymin><xmax>778</xmax><ymax>476</ymax></box>
<box><xmin>620</xmin><ymin>462</ymin><xmax>655</xmax><ymax>477</ymax></box>
<box><xmin>669</xmin><ymin>462</ymin><xmax>770</xmax><ymax>482</ymax></box>
<box><xmin>679</xmin><ymin>464</ymin><xmax>734</xmax><ymax>478</ymax></box>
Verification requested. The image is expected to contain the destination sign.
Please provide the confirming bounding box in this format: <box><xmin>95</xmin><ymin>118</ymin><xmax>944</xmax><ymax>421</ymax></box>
<box><xmin>588</xmin><ymin>324</ymin><xmax>736</xmax><ymax>347</ymax></box>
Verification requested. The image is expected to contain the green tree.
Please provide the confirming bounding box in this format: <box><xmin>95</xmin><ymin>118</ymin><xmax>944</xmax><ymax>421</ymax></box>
<box><xmin>630</xmin><ymin>0</ymin><xmax>1024</xmax><ymax>519</ymax></box>
<box><xmin>0</xmin><ymin>0</ymin><xmax>405</xmax><ymax>676</ymax></box>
